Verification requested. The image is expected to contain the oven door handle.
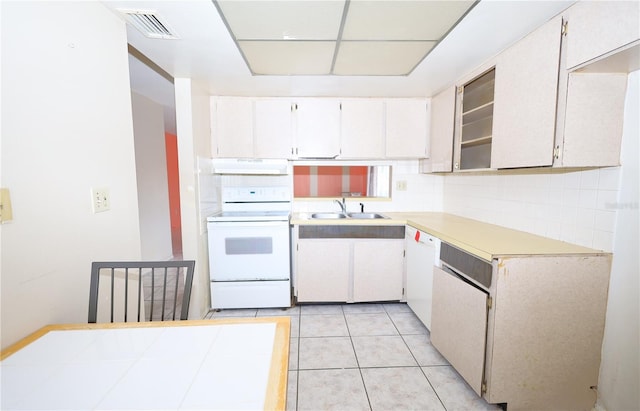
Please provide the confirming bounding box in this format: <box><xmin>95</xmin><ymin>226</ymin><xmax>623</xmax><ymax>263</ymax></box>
<box><xmin>208</xmin><ymin>221</ymin><xmax>288</xmax><ymax>227</ymax></box>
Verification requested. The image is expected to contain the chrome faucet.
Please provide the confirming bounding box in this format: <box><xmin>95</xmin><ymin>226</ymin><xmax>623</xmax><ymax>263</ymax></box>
<box><xmin>335</xmin><ymin>197</ymin><xmax>347</xmax><ymax>214</ymax></box>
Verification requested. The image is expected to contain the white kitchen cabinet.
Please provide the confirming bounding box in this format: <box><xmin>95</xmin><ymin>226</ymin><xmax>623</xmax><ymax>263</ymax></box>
<box><xmin>385</xmin><ymin>99</ymin><xmax>429</xmax><ymax>158</ymax></box>
<box><xmin>293</xmin><ymin>99</ymin><xmax>341</xmax><ymax>158</ymax></box>
<box><xmin>421</xmin><ymin>86</ymin><xmax>455</xmax><ymax>173</ymax></box>
<box><xmin>254</xmin><ymin>99</ymin><xmax>294</xmax><ymax>159</ymax></box>
<box><xmin>340</xmin><ymin>99</ymin><xmax>385</xmax><ymax>159</ymax></box>
<box><xmin>211</xmin><ymin>97</ymin><xmax>253</xmax><ymax>158</ymax></box>
<box><xmin>352</xmin><ymin>240</ymin><xmax>404</xmax><ymax>302</ymax></box>
<box><xmin>491</xmin><ymin>16</ymin><xmax>563</xmax><ymax>169</ymax></box>
<box><xmin>296</xmin><ymin>239</ymin><xmax>350</xmax><ymax>302</ymax></box>
<box><xmin>564</xmin><ymin>0</ymin><xmax>640</xmax><ymax>71</ymax></box>
<box><xmin>294</xmin><ymin>225</ymin><xmax>405</xmax><ymax>303</ymax></box>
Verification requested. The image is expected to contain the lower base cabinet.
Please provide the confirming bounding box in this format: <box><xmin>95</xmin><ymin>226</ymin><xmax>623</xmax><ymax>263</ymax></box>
<box><xmin>432</xmin><ymin>252</ymin><xmax>612</xmax><ymax>411</ymax></box>
<box><xmin>294</xmin><ymin>226</ymin><xmax>405</xmax><ymax>303</ymax></box>
<box><xmin>352</xmin><ymin>240</ymin><xmax>404</xmax><ymax>302</ymax></box>
<box><xmin>296</xmin><ymin>240</ymin><xmax>350</xmax><ymax>302</ymax></box>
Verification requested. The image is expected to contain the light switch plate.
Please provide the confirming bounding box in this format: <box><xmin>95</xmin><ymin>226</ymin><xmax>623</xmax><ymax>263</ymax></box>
<box><xmin>396</xmin><ymin>180</ymin><xmax>407</xmax><ymax>191</ymax></box>
<box><xmin>91</xmin><ymin>187</ymin><xmax>110</xmax><ymax>213</ymax></box>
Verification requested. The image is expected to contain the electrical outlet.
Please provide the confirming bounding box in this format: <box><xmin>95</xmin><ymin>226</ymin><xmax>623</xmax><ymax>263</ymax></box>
<box><xmin>396</xmin><ymin>180</ymin><xmax>407</xmax><ymax>191</ymax></box>
<box><xmin>91</xmin><ymin>187</ymin><xmax>110</xmax><ymax>213</ymax></box>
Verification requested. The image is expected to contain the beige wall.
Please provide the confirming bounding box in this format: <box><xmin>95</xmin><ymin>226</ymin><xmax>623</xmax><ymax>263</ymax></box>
<box><xmin>0</xmin><ymin>2</ymin><xmax>141</xmax><ymax>348</ymax></box>
<box><xmin>131</xmin><ymin>92</ymin><xmax>173</xmax><ymax>260</ymax></box>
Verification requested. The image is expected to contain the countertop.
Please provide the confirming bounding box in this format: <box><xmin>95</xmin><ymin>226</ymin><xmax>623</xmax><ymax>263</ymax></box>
<box><xmin>291</xmin><ymin>212</ymin><xmax>607</xmax><ymax>261</ymax></box>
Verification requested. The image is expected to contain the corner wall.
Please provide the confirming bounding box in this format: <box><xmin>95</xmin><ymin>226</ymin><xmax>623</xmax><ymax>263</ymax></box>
<box><xmin>131</xmin><ymin>92</ymin><xmax>173</xmax><ymax>260</ymax></box>
<box><xmin>0</xmin><ymin>2</ymin><xmax>141</xmax><ymax>348</ymax></box>
<box><xmin>174</xmin><ymin>78</ymin><xmax>215</xmax><ymax>319</ymax></box>
<box><xmin>596</xmin><ymin>70</ymin><xmax>639</xmax><ymax>411</ymax></box>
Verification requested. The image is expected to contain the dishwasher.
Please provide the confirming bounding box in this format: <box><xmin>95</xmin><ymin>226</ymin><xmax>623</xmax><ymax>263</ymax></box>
<box><xmin>430</xmin><ymin>242</ymin><xmax>493</xmax><ymax>396</ymax></box>
<box><xmin>405</xmin><ymin>226</ymin><xmax>440</xmax><ymax>330</ymax></box>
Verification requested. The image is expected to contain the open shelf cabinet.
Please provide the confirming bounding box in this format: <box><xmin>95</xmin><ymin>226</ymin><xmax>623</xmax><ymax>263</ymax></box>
<box><xmin>455</xmin><ymin>68</ymin><xmax>496</xmax><ymax>171</ymax></box>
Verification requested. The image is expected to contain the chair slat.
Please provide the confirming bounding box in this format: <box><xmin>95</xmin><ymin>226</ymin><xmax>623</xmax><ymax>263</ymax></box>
<box><xmin>88</xmin><ymin>260</ymin><xmax>196</xmax><ymax>324</ymax></box>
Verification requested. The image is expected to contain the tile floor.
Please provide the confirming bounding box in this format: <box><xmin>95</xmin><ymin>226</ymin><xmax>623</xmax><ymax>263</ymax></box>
<box><xmin>205</xmin><ymin>302</ymin><xmax>502</xmax><ymax>411</ymax></box>
<box><xmin>142</xmin><ymin>268</ymin><xmax>186</xmax><ymax>321</ymax></box>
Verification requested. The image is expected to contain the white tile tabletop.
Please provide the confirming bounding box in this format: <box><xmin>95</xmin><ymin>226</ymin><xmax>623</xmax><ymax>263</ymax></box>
<box><xmin>0</xmin><ymin>318</ymin><xmax>290</xmax><ymax>411</ymax></box>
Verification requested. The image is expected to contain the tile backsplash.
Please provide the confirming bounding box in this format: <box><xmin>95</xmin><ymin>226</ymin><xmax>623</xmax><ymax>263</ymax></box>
<box><xmin>443</xmin><ymin>167</ymin><xmax>621</xmax><ymax>252</ymax></box>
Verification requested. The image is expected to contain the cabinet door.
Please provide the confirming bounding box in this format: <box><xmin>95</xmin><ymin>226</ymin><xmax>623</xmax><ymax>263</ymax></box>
<box><xmin>254</xmin><ymin>99</ymin><xmax>293</xmax><ymax>159</ymax></box>
<box><xmin>560</xmin><ymin>72</ymin><xmax>628</xmax><ymax>167</ymax></box>
<box><xmin>352</xmin><ymin>240</ymin><xmax>404</xmax><ymax>302</ymax></box>
<box><xmin>431</xmin><ymin>266</ymin><xmax>488</xmax><ymax>396</ymax></box>
<box><xmin>296</xmin><ymin>240</ymin><xmax>350</xmax><ymax>302</ymax></box>
<box><xmin>340</xmin><ymin>99</ymin><xmax>384</xmax><ymax>158</ymax></box>
<box><xmin>212</xmin><ymin>97</ymin><xmax>254</xmax><ymax>158</ymax></box>
<box><xmin>565</xmin><ymin>1</ymin><xmax>640</xmax><ymax>70</ymax></box>
<box><xmin>423</xmin><ymin>87</ymin><xmax>455</xmax><ymax>172</ymax></box>
<box><xmin>294</xmin><ymin>99</ymin><xmax>341</xmax><ymax>158</ymax></box>
<box><xmin>491</xmin><ymin>16</ymin><xmax>562</xmax><ymax>169</ymax></box>
<box><xmin>385</xmin><ymin>99</ymin><xmax>429</xmax><ymax>158</ymax></box>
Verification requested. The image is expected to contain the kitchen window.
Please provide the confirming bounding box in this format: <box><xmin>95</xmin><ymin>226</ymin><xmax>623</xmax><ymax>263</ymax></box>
<box><xmin>293</xmin><ymin>164</ymin><xmax>391</xmax><ymax>198</ymax></box>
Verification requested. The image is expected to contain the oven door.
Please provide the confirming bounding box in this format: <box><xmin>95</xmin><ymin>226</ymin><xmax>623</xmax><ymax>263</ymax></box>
<box><xmin>208</xmin><ymin>221</ymin><xmax>290</xmax><ymax>281</ymax></box>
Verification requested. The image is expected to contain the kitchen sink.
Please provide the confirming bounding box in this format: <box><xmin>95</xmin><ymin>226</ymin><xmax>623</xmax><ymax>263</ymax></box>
<box><xmin>310</xmin><ymin>212</ymin><xmax>388</xmax><ymax>220</ymax></box>
<box><xmin>347</xmin><ymin>212</ymin><xmax>387</xmax><ymax>219</ymax></box>
<box><xmin>311</xmin><ymin>212</ymin><xmax>348</xmax><ymax>219</ymax></box>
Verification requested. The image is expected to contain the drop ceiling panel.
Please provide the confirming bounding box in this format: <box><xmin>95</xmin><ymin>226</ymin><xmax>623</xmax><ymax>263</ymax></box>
<box><xmin>217</xmin><ymin>0</ymin><xmax>345</xmax><ymax>40</ymax></box>
<box><xmin>239</xmin><ymin>41</ymin><xmax>336</xmax><ymax>75</ymax></box>
<box><xmin>342</xmin><ymin>1</ymin><xmax>477</xmax><ymax>40</ymax></box>
<box><xmin>334</xmin><ymin>41</ymin><xmax>436</xmax><ymax>75</ymax></box>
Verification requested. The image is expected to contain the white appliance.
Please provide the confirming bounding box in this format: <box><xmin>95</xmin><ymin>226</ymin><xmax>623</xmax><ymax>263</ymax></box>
<box><xmin>405</xmin><ymin>226</ymin><xmax>441</xmax><ymax>330</ymax></box>
<box><xmin>207</xmin><ymin>186</ymin><xmax>291</xmax><ymax>309</ymax></box>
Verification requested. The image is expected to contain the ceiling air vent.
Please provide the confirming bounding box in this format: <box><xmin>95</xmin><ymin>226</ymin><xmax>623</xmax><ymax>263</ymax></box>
<box><xmin>119</xmin><ymin>9</ymin><xmax>179</xmax><ymax>40</ymax></box>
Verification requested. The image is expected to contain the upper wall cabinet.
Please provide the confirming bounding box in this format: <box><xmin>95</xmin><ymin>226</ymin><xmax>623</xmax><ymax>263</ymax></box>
<box><xmin>254</xmin><ymin>99</ymin><xmax>294</xmax><ymax>159</ymax></box>
<box><xmin>421</xmin><ymin>86</ymin><xmax>455</xmax><ymax>173</ymax></box>
<box><xmin>558</xmin><ymin>73</ymin><xmax>628</xmax><ymax>167</ymax></box>
<box><xmin>340</xmin><ymin>99</ymin><xmax>385</xmax><ymax>159</ymax></box>
<box><xmin>453</xmin><ymin>67</ymin><xmax>495</xmax><ymax>171</ymax></box>
<box><xmin>554</xmin><ymin>1</ymin><xmax>639</xmax><ymax>168</ymax></box>
<box><xmin>385</xmin><ymin>99</ymin><xmax>430</xmax><ymax>158</ymax></box>
<box><xmin>211</xmin><ymin>97</ymin><xmax>254</xmax><ymax>158</ymax></box>
<box><xmin>564</xmin><ymin>0</ymin><xmax>640</xmax><ymax>70</ymax></box>
<box><xmin>294</xmin><ymin>99</ymin><xmax>341</xmax><ymax>159</ymax></box>
<box><xmin>491</xmin><ymin>16</ymin><xmax>563</xmax><ymax>169</ymax></box>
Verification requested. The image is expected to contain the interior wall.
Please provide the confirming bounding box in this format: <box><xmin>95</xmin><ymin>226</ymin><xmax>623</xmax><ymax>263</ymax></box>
<box><xmin>165</xmin><ymin>132</ymin><xmax>183</xmax><ymax>257</ymax></box>
<box><xmin>131</xmin><ymin>92</ymin><xmax>173</xmax><ymax>260</ymax></box>
<box><xmin>443</xmin><ymin>167</ymin><xmax>621</xmax><ymax>252</ymax></box>
<box><xmin>174</xmin><ymin>78</ymin><xmax>215</xmax><ymax>319</ymax></box>
<box><xmin>0</xmin><ymin>2</ymin><xmax>141</xmax><ymax>348</ymax></box>
<box><xmin>596</xmin><ymin>70</ymin><xmax>639</xmax><ymax>411</ymax></box>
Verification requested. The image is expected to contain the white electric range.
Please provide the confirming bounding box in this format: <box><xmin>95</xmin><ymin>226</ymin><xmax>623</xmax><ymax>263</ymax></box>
<box><xmin>207</xmin><ymin>186</ymin><xmax>291</xmax><ymax>309</ymax></box>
